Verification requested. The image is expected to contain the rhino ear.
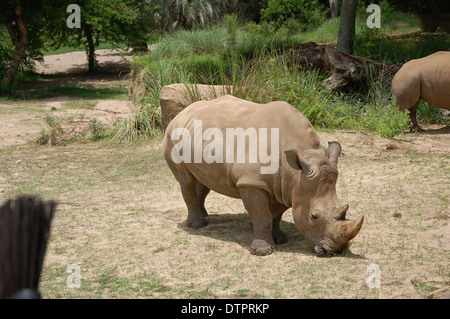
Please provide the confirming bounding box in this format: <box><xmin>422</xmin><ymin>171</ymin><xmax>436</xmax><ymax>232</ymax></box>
<box><xmin>285</xmin><ymin>150</ymin><xmax>303</xmax><ymax>171</ymax></box>
<box><xmin>327</xmin><ymin>141</ymin><xmax>341</xmax><ymax>167</ymax></box>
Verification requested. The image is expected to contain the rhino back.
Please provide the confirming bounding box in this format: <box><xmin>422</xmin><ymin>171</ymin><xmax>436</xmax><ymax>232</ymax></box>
<box><xmin>418</xmin><ymin>51</ymin><xmax>450</xmax><ymax>108</ymax></box>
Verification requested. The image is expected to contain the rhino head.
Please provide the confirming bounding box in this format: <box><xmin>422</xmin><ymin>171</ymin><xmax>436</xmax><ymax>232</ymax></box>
<box><xmin>285</xmin><ymin>142</ymin><xmax>364</xmax><ymax>257</ymax></box>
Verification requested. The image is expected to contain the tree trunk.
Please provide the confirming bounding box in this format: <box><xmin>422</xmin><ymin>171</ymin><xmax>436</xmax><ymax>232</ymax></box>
<box><xmin>280</xmin><ymin>42</ymin><xmax>402</xmax><ymax>93</ymax></box>
<box><xmin>329</xmin><ymin>0</ymin><xmax>339</xmax><ymax>18</ymax></box>
<box><xmin>84</xmin><ymin>24</ymin><xmax>97</xmax><ymax>73</ymax></box>
<box><xmin>232</xmin><ymin>0</ymin><xmax>239</xmax><ymax>11</ymax></box>
<box><xmin>1</xmin><ymin>5</ymin><xmax>29</xmax><ymax>90</ymax></box>
<box><xmin>337</xmin><ymin>0</ymin><xmax>357</xmax><ymax>54</ymax></box>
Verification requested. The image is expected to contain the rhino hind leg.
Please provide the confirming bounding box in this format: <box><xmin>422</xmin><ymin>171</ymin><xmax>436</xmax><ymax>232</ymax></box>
<box><xmin>272</xmin><ymin>206</ymin><xmax>288</xmax><ymax>245</ymax></box>
<box><xmin>239</xmin><ymin>187</ymin><xmax>275</xmax><ymax>256</ymax></box>
<box><xmin>196</xmin><ymin>182</ymin><xmax>210</xmax><ymax>217</ymax></box>
<box><xmin>180</xmin><ymin>180</ymin><xmax>208</xmax><ymax>229</ymax></box>
<box><xmin>409</xmin><ymin>102</ymin><xmax>423</xmax><ymax>132</ymax></box>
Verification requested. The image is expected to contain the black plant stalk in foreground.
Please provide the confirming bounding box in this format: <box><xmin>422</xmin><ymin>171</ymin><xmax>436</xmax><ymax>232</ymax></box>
<box><xmin>0</xmin><ymin>196</ymin><xmax>57</xmax><ymax>299</ymax></box>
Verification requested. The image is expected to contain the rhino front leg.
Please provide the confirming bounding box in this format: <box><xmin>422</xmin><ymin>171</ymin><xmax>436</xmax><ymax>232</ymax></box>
<box><xmin>272</xmin><ymin>205</ymin><xmax>288</xmax><ymax>245</ymax></box>
<box><xmin>239</xmin><ymin>187</ymin><xmax>275</xmax><ymax>256</ymax></box>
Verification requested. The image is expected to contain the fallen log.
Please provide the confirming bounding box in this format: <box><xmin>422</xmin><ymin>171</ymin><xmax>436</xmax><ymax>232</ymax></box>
<box><xmin>279</xmin><ymin>42</ymin><xmax>402</xmax><ymax>93</ymax></box>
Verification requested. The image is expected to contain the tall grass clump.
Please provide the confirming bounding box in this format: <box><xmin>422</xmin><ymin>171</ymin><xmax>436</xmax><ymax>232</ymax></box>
<box><xmin>112</xmin><ymin>103</ymin><xmax>161</xmax><ymax>142</ymax></box>
<box><xmin>234</xmin><ymin>57</ymin><xmax>352</xmax><ymax>129</ymax></box>
<box><xmin>155</xmin><ymin>27</ymin><xmax>227</xmax><ymax>58</ymax></box>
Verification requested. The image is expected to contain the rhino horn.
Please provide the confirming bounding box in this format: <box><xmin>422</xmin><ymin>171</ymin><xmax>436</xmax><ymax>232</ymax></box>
<box><xmin>339</xmin><ymin>215</ymin><xmax>364</xmax><ymax>242</ymax></box>
<box><xmin>327</xmin><ymin>141</ymin><xmax>341</xmax><ymax>167</ymax></box>
<box><xmin>334</xmin><ymin>203</ymin><xmax>349</xmax><ymax>220</ymax></box>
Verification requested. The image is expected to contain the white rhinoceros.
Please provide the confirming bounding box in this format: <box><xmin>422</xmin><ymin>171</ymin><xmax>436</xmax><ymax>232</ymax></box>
<box><xmin>391</xmin><ymin>51</ymin><xmax>450</xmax><ymax>130</ymax></box>
<box><xmin>163</xmin><ymin>95</ymin><xmax>364</xmax><ymax>256</ymax></box>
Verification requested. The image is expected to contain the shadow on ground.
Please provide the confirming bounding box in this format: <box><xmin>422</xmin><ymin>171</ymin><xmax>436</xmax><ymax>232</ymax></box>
<box><xmin>421</xmin><ymin>125</ymin><xmax>450</xmax><ymax>135</ymax></box>
<box><xmin>177</xmin><ymin>212</ymin><xmax>365</xmax><ymax>259</ymax></box>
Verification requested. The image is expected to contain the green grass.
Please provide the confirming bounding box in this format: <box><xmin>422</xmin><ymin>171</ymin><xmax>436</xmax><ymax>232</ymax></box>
<box><xmin>0</xmin><ymin>138</ymin><xmax>448</xmax><ymax>299</ymax></box>
<box><xmin>292</xmin><ymin>10</ymin><xmax>421</xmax><ymax>44</ymax></box>
<box><xmin>48</xmin><ymin>85</ymin><xmax>128</xmax><ymax>100</ymax></box>
<box><xmin>292</xmin><ymin>17</ymin><xmax>341</xmax><ymax>44</ymax></box>
<box><xmin>354</xmin><ymin>28</ymin><xmax>450</xmax><ymax>65</ymax></box>
<box><xmin>412</xmin><ymin>280</ymin><xmax>439</xmax><ymax>295</ymax></box>
<box><xmin>1</xmin><ymin>84</ymin><xmax>129</xmax><ymax>102</ymax></box>
<box><xmin>43</xmin><ymin>42</ymin><xmax>128</xmax><ymax>56</ymax></box>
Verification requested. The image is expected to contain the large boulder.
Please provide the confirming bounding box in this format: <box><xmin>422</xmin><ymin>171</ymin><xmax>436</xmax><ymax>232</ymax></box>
<box><xmin>160</xmin><ymin>83</ymin><xmax>233</xmax><ymax>130</ymax></box>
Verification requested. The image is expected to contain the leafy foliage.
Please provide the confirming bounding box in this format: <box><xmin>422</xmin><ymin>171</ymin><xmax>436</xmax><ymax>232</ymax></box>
<box><xmin>260</xmin><ymin>0</ymin><xmax>327</xmax><ymax>30</ymax></box>
<box><xmin>152</xmin><ymin>0</ymin><xmax>218</xmax><ymax>32</ymax></box>
<box><xmin>47</xmin><ymin>0</ymin><xmax>156</xmax><ymax>71</ymax></box>
<box><xmin>358</xmin><ymin>102</ymin><xmax>412</xmax><ymax>137</ymax></box>
<box><xmin>0</xmin><ymin>0</ymin><xmax>49</xmax><ymax>90</ymax></box>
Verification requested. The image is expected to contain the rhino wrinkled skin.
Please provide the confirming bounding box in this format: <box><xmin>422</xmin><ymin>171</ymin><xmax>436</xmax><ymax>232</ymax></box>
<box><xmin>163</xmin><ymin>95</ymin><xmax>364</xmax><ymax>256</ymax></box>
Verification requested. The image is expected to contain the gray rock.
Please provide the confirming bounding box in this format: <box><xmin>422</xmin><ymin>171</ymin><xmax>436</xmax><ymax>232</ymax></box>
<box><xmin>160</xmin><ymin>83</ymin><xmax>233</xmax><ymax>130</ymax></box>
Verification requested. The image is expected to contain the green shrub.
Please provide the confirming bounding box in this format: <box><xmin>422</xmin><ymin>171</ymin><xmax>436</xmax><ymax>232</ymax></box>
<box><xmin>0</xmin><ymin>27</ymin><xmax>14</xmax><ymax>80</ymax></box>
<box><xmin>89</xmin><ymin>119</ymin><xmax>105</xmax><ymax>141</ymax></box>
<box><xmin>36</xmin><ymin>129</ymin><xmax>50</xmax><ymax>145</ymax></box>
<box><xmin>417</xmin><ymin>100</ymin><xmax>450</xmax><ymax>125</ymax></box>
<box><xmin>359</xmin><ymin>101</ymin><xmax>412</xmax><ymax>137</ymax></box>
<box><xmin>43</xmin><ymin>114</ymin><xmax>62</xmax><ymax>132</ymax></box>
<box><xmin>260</xmin><ymin>0</ymin><xmax>327</xmax><ymax>31</ymax></box>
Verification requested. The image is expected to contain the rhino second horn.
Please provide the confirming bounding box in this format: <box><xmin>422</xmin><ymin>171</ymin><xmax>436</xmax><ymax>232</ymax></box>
<box><xmin>335</xmin><ymin>203</ymin><xmax>349</xmax><ymax>220</ymax></box>
<box><xmin>339</xmin><ymin>216</ymin><xmax>364</xmax><ymax>242</ymax></box>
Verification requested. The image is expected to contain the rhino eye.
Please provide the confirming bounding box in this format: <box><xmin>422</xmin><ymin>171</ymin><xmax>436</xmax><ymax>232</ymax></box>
<box><xmin>311</xmin><ymin>212</ymin><xmax>320</xmax><ymax>220</ymax></box>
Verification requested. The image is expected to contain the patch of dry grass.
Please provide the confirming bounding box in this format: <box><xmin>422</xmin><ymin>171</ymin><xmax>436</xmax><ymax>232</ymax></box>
<box><xmin>0</xmin><ymin>132</ymin><xmax>448</xmax><ymax>299</ymax></box>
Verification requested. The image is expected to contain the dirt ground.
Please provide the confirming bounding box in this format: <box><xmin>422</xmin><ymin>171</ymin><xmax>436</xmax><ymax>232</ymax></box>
<box><xmin>0</xmin><ymin>50</ymin><xmax>448</xmax><ymax>299</ymax></box>
<box><xmin>35</xmin><ymin>48</ymin><xmax>133</xmax><ymax>75</ymax></box>
<box><xmin>0</xmin><ymin>49</ymin><xmax>132</xmax><ymax>148</ymax></box>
